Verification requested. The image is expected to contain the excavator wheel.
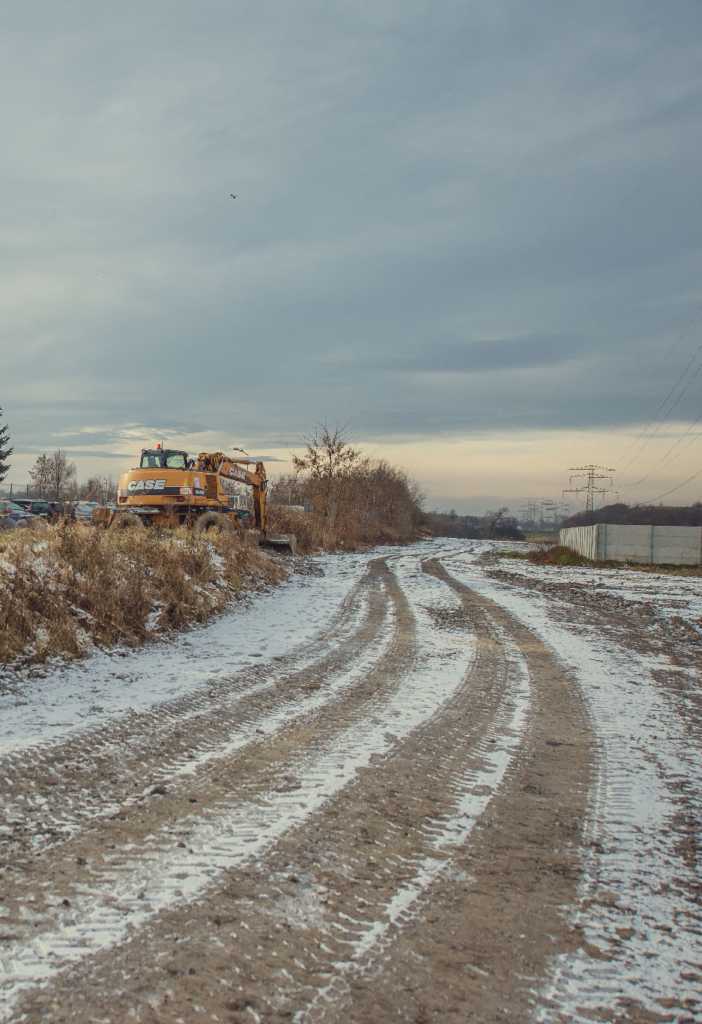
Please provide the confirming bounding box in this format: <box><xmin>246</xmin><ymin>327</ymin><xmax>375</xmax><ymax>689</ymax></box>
<box><xmin>109</xmin><ymin>513</ymin><xmax>145</xmax><ymax>531</ymax></box>
<box><xmin>195</xmin><ymin>511</ymin><xmax>235</xmax><ymax>534</ymax></box>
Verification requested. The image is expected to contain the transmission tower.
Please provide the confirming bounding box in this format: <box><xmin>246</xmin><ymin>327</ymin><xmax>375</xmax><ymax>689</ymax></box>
<box><xmin>519</xmin><ymin>498</ymin><xmax>571</xmax><ymax>532</ymax></box>
<box><xmin>563</xmin><ymin>466</ymin><xmax>618</xmax><ymax>512</ymax></box>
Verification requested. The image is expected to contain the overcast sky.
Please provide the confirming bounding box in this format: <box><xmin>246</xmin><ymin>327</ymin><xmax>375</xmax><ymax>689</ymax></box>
<box><xmin>2</xmin><ymin>0</ymin><xmax>702</xmax><ymax>513</ymax></box>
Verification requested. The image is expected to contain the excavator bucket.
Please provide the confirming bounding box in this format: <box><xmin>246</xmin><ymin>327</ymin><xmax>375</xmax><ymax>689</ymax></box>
<box><xmin>260</xmin><ymin>533</ymin><xmax>297</xmax><ymax>555</ymax></box>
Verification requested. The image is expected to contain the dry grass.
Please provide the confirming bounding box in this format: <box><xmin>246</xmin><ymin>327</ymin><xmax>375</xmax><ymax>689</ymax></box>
<box><xmin>503</xmin><ymin>545</ymin><xmax>590</xmax><ymax>566</ymax></box>
<box><xmin>0</xmin><ymin>523</ymin><xmax>284</xmax><ymax>665</ymax></box>
<box><xmin>266</xmin><ymin>504</ymin><xmax>417</xmax><ymax>554</ymax></box>
<box><xmin>499</xmin><ymin>545</ymin><xmax>702</xmax><ymax>575</ymax></box>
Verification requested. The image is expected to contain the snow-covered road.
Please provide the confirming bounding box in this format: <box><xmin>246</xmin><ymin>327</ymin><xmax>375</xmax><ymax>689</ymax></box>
<box><xmin>0</xmin><ymin>540</ymin><xmax>700</xmax><ymax>1023</ymax></box>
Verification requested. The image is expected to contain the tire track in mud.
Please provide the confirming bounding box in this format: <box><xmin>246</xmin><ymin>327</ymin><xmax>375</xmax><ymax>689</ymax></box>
<box><xmin>459</xmin><ymin>555</ymin><xmax>702</xmax><ymax>1021</ymax></box>
<box><xmin>307</xmin><ymin>558</ymin><xmax>594</xmax><ymax>1024</ymax></box>
<box><xmin>0</xmin><ymin>560</ymin><xmax>393</xmax><ymax>857</ymax></box>
<box><xmin>0</xmin><ymin>560</ymin><xmax>417</xmax><ymax>1015</ymax></box>
<box><xmin>3</xmin><ymin>552</ymin><xmax>594</xmax><ymax>1024</ymax></box>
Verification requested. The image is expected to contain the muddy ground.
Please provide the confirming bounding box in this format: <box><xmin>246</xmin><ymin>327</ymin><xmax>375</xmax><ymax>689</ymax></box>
<box><xmin>0</xmin><ymin>542</ymin><xmax>700</xmax><ymax>1023</ymax></box>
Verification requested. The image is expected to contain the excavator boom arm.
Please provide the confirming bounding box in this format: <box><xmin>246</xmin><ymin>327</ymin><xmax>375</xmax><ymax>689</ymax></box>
<box><xmin>193</xmin><ymin>453</ymin><xmax>267</xmax><ymax>529</ymax></box>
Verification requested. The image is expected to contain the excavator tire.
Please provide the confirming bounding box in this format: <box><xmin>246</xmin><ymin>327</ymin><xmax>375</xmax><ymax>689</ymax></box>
<box><xmin>195</xmin><ymin>511</ymin><xmax>235</xmax><ymax>534</ymax></box>
<box><xmin>109</xmin><ymin>513</ymin><xmax>145</xmax><ymax>531</ymax></box>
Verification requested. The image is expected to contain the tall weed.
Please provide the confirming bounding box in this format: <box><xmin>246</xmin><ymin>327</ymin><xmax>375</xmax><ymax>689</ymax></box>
<box><xmin>0</xmin><ymin>524</ymin><xmax>284</xmax><ymax>665</ymax></box>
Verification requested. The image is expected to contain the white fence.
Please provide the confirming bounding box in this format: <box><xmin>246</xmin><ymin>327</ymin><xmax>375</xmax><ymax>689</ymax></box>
<box><xmin>559</xmin><ymin>524</ymin><xmax>702</xmax><ymax>566</ymax></box>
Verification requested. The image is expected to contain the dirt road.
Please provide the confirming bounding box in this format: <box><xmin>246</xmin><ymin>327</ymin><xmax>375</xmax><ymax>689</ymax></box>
<box><xmin>0</xmin><ymin>542</ymin><xmax>700</xmax><ymax>1023</ymax></box>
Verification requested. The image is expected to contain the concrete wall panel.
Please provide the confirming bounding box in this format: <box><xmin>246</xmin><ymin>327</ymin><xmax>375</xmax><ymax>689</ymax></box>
<box><xmin>559</xmin><ymin>524</ymin><xmax>702</xmax><ymax>565</ymax></box>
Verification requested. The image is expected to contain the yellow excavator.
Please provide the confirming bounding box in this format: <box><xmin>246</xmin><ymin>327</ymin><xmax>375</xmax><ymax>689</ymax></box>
<box><xmin>95</xmin><ymin>446</ymin><xmax>295</xmax><ymax>553</ymax></box>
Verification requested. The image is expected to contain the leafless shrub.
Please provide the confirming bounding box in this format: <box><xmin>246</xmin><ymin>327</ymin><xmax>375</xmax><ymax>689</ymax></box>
<box><xmin>80</xmin><ymin>474</ymin><xmax>118</xmax><ymax>503</ymax></box>
<box><xmin>266</xmin><ymin>505</ymin><xmax>342</xmax><ymax>553</ymax></box>
<box><xmin>267</xmin><ymin>473</ymin><xmax>307</xmax><ymax>507</ymax></box>
<box><xmin>292</xmin><ymin>423</ymin><xmax>363</xmax><ymax>520</ymax></box>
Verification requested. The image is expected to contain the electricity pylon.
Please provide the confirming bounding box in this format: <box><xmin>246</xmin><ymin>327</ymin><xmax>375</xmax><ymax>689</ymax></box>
<box><xmin>563</xmin><ymin>466</ymin><xmax>618</xmax><ymax>512</ymax></box>
<box><xmin>519</xmin><ymin>498</ymin><xmax>570</xmax><ymax>530</ymax></box>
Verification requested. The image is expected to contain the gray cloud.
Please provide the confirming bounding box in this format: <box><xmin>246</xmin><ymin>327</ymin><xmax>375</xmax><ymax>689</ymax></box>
<box><xmin>13</xmin><ymin>449</ymin><xmax>137</xmax><ymax>459</ymax></box>
<box><xmin>386</xmin><ymin>334</ymin><xmax>583</xmax><ymax>374</ymax></box>
<box><xmin>0</xmin><ymin>0</ymin><xmax>701</xmax><ymax>468</ymax></box>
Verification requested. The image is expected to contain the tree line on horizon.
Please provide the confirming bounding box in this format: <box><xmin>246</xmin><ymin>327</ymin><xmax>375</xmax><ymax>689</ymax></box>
<box><xmin>561</xmin><ymin>502</ymin><xmax>702</xmax><ymax>528</ymax></box>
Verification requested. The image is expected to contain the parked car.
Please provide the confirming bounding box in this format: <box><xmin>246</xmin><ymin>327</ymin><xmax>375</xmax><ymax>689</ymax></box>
<box><xmin>67</xmin><ymin>501</ymin><xmax>98</xmax><ymax>522</ymax></box>
<box><xmin>12</xmin><ymin>498</ymin><xmax>57</xmax><ymax>520</ymax></box>
<box><xmin>0</xmin><ymin>500</ymin><xmax>37</xmax><ymax>529</ymax></box>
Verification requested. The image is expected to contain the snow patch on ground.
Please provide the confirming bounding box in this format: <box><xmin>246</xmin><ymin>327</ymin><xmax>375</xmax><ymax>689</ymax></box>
<box><xmin>4</xmin><ymin>539</ymin><xmax>699</xmax><ymax>1020</ymax></box>
<box><xmin>443</xmin><ymin>544</ymin><xmax>702</xmax><ymax>1022</ymax></box>
<box><xmin>0</xmin><ymin>553</ymin><xmax>375</xmax><ymax>755</ymax></box>
<box><xmin>492</xmin><ymin>543</ymin><xmax>702</xmax><ymax>631</ymax></box>
<box><xmin>0</xmin><ymin>542</ymin><xmax>478</xmax><ymax>1016</ymax></box>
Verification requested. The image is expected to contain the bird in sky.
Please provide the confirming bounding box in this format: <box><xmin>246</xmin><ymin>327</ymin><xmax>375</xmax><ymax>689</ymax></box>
<box><xmin>230</xmin><ymin>194</ymin><xmax>237</xmax><ymax>199</ymax></box>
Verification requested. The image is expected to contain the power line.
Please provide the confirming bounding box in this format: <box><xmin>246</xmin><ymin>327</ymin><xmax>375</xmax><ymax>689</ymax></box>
<box><xmin>589</xmin><ymin>300</ymin><xmax>702</xmax><ymax>460</ymax></box>
<box><xmin>615</xmin><ymin>336</ymin><xmax>702</xmax><ymax>474</ymax></box>
<box><xmin>646</xmin><ymin>464</ymin><xmax>702</xmax><ymax>504</ymax></box>
<box><xmin>616</xmin><ymin>353</ymin><xmax>702</xmax><ymax>496</ymax></box>
<box><xmin>519</xmin><ymin>498</ymin><xmax>570</xmax><ymax>530</ymax></box>
<box><xmin>620</xmin><ymin>406</ymin><xmax>702</xmax><ymax>496</ymax></box>
<box><xmin>616</xmin><ymin>349</ymin><xmax>702</xmax><ymax>478</ymax></box>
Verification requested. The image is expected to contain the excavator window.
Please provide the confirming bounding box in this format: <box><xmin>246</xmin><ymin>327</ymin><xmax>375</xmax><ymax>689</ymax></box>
<box><xmin>165</xmin><ymin>453</ymin><xmax>187</xmax><ymax>469</ymax></box>
<box><xmin>140</xmin><ymin>453</ymin><xmax>165</xmax><ymax>468</ymax></box>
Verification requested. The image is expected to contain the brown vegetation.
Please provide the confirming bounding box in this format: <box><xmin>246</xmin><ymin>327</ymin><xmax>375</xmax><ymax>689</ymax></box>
<box><xmin>0</xmin><ymin>427</ymin><xmax>430</xmax><ymax>665</ymax></box>
<box><xmin>266</xmin><ymin>500</ymin><xmax>416</xmax><ymax>554</ymax></box>
<box><xmin>267</xmin><ymin>424</ymin><xmax>426</xmax><ymax>552</ymax></box>
<box><xmin>500</xmin><ymin>544</ymin><xmax>590</xmax><ymax>566</ymax></box>
<box><xmin>0</xmin><ymin>523</ymin><xmax>284</xmax><ymax>665</ymax></box>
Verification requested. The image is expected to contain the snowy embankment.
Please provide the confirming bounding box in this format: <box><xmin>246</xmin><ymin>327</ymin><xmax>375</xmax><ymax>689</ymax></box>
<box><xmin>0</xmin><ymin>552</ymin><xmax>373</xmax><ymax>753</ymax></box>
<box><xmin>0</xmin><ymin>523</ymin><xmax>283</xmax><ymax>665</ymax></box>
<box><xmin>494</xmin><ymin>545</ymin><xmax>702</xmax><ymax>631</ymax></box>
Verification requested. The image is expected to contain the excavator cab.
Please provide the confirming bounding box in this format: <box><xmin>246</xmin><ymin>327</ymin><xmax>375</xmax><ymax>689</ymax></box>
<box><xmin>139</xmin><ymin>449</ymin><xmax>193</xmax><ymax>470</ymax></box>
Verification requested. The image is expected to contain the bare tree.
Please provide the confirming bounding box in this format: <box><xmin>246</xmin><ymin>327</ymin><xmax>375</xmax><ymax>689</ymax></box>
<box><xmin>292</xmin><ymin>423</ymin><xmax>363</xmax><ymax>519</ymax></box>
<box><xmin>359</xmin><ymin>460</ymin><xmax>426</xmax><ymax>532</ymax></box>
<box><xmin>267</xmin><ymin>473</ymin><xmax>307</xmax><ymax>507</ymax></box>
<box><xmin>80</xmin><ymin>473</ymin><xmax>118</xmax><ymax>504</ymax></box>
<box><xmin>28</xmin><ymin>454</ymin><xmax>51</xmax><ymax>498</ymax></box>
<box><xmin>48</xmin><ymin>451</ymin><xmax>77</xmax><ymax>502</ymax></box>
<box><xmin>29</xmin><ymin>450</ymin><xmax>77</xmax><ymax>502</ymax></box>
<box><xmin>481</xmin><ymin>507</ymin><xmax>509</xmax><ymax>539</ymax></box>
<box><xmin>287</xmin><ymin>424</ymin><xmax>426</xmax><ymax>542</ymax></box>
